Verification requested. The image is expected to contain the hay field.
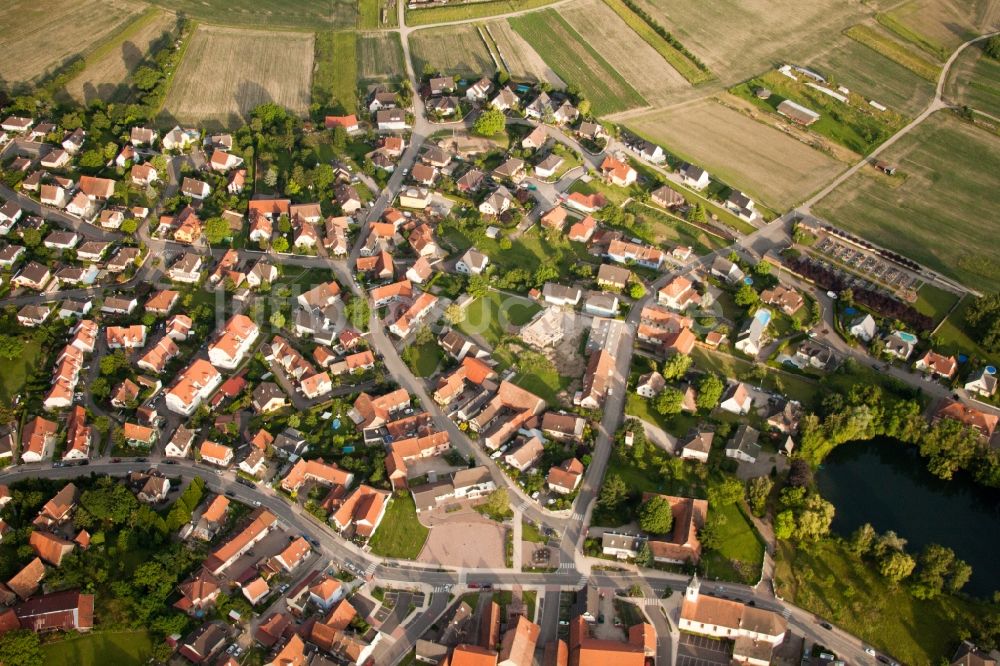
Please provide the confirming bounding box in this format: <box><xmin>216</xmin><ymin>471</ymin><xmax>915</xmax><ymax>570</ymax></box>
<box><xmin>562</xmin><ymin>0</ymin><xmax>689</xmax><ymax>104</ymax></box>
<box><xmin>161</xmin><ymin>26</ymin><xmax>313</xmax><ymax>125</ymax></box>
<box><xmin>628</xmin><ymin>0</ymin><xmax>881</xmax><ymax>83</ymax></box>
<box><xmin>877</xmin><ymin>0</ymin><xmax>996</xmax><ymax>60</ymax></box>
<box><xmin>485</xmin><ymin>21</ymin><xmax>564</xmax><ymax>86</ymax></box>
<box><xmin>314</xmin><ymin>32</ymin><xmax>357</xmax><ymax>114</ymax></box>
<box><xmin>358</xmin><ymin>33</ymin><xmax>406</xmax><ymax>82</ymax></box>
<box><xmin>509</xmin><ymin>10</ymin><xmax>646</xmax><ymax>115</ymax></box>
<box><xmin>409</xmin><ymin>25</ymin><xmax>496</xmax><ymax>79</ymax></box>
<box><xmin>64</xmin><ymin>9</ymin><xmax>177</xmax><ymax>103</ymax></box>
<box><xmin>806</xmin><ymin>36</ymin><xmax>935</xmax><ymax>116</ymax></box>
<box><xmin>627</xmin><ymin>99</ymin><xmax>844</xmax><ymax>210</ymax></box>
<box><xmin>0</xmin><ymin>0</ymin><xmax>145</xmax><ymax>87</ymax></box>
<box><xmin>814</xmin><ymin>112</ymin><xmax>1000</xmax><ymax>292</ymax></box>
<box><xmin>148</xmin><ymin>0</ymin><xmax>356</xmax><ymax>30</ymax></box>
<box><xmin>844</xmin><ymin>23</ymin><xmax>941</xmax><ymax>81</ymax></box>
<box><xmin>945</xmin><ymin>42</ymin><xmax>1000</xmax><ymax>118</ymax></box>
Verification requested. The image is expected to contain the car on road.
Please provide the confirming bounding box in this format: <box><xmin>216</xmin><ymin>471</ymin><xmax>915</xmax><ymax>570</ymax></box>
<box><xmin>819</xmin><ymin>621</ymin><xmax>833</xmax><ymax>630</ymax></box>
<box><xmin>876</xmin><ymin>657</ymin><xmax>890</xmax><ymax>664</ymax></box>
<box><xmin>112</xmin><ymin>458</ymin><xmax>121</xmax><ymax>463</ymax></box>
<box><xmin>225</xmin><ymin>491</ymin><xmax>235</xmax><ymax>498</ymax></box>
<box><xmin>164</xmin><ymin>460</ymin><xmax>177</xmax><ymax>465</ymax></box>
<box><xmin>864</xmin><ymin>648</ymin><xmax>876</xmax><ymax>656</ymax></box>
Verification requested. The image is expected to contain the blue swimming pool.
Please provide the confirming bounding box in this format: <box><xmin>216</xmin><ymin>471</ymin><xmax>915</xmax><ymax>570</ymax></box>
<box><xmin>755</xmin><ymin>309</ymin><xmax>772</xmax><ymax>326</ymax></box>
<box><xmin>897</xmin><ymin>331</ymin><xmax>918</xmax><ymax>343</ymax></box>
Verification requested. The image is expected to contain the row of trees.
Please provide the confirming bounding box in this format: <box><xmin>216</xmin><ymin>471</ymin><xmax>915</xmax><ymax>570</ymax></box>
<box><xmin>848</xmin><ymin>523</ymin><xmax>972</xmax><ymax>595</ymax></box>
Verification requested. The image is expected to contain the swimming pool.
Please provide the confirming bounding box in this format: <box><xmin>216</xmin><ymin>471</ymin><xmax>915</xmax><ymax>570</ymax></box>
<box><xmin>897</xmin><ymin>331</ymin><xmax>918</xmax><ymax>344</ymax></box>
<box><xmin>755</xmin><ymin>309</ymin><xmax>772</xmax><ymax>326</ymax></box>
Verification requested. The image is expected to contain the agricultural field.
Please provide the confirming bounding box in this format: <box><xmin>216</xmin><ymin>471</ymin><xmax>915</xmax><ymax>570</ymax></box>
<box><xmin>314</xmin><ymin>31</ymin><xmax>358</xmax><ymax>114</ymax></box>
<box><xmin>628</xmin><ymin>0</ymin><xmax>881</xmax><ymax>83</ymax></box>
<box><xmin>0</xmin><ymin>0</ymin><xmax>145</xmax><ymax>87</ymax></box>
<box><xmin>844</xmin><ymin>23</ymin><xmax>941</xmax><ymax>81</ymax></box>
<box><xmin>814</xmin><ymin>112</ymin><xmax>1000</xmax><ymax>293</ymax></box>
<box><xmin>359</xmin><ymin>0</ymin><xmax>398</xmax><ymax>28</ymax></box>
<box><xmin>627</xmin><ymin>99</ymin><xmax>845</xmax><ymax>210</ymax></box>
<box><xmin>42</xmin><ymin>630</ymin><xmax>154</xmax><ymax>666</ymax></box>
<box><xmin>63</xmin><ymin>9</ymin><xmax>178</xmax><ymax>104</ymax></box>
<box><xmin>148</xmin><ymin>0</ymin><xmax>356</xmax><ymax>29</ymax></box>
<box><xmin>485</xmin><ymin>21</ymin><xmax>564</xmax><ymax>86</ymax></box>
<box><xmin>357</xmin><ymin>32</ymin><xmax>407</xmax><ymax>83</ymax></box>
<box><xmin>806</xmin><ymin>36</ymin><xmax>935</xmax><ymax>116</ymax></box>
<box><xmin>731</xmin><ymin>69</ymin><xmax>909</xmax><ymax>154</ymax></box>
<box><xmin>409</xmin><ymin>25</ymin><xmax>496</xmax><ymax>79</ymax></box>
<box><xmin>405</xmin><ymin>0</ymin><xmax>558</xmax><ymax>26</ymax></box>
<box><xmin>562</xmin><ymin>0</ymin><xmax>689</xmax><ymax>105</ymax></box>
<box><xmin>876</xmin><ymin>0</ymin><xmax>993</xmax><ymax>60</ymax></box>
<box><xmin>509</xmin><ymin>10</ymin><xmax>646</xmax><ymax>115</ymax></box>
<box><xmin>945</xmin><ymin>42</ymin><xmax>1000</xmax><ymax>119</ymax></box>
<box><xmin>160</xmin><ymin>25</ymin><xmax>313</xmax><ymax>126</ymax></box>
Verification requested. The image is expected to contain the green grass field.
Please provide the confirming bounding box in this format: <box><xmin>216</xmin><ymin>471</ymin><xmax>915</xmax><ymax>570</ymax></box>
<box><xmin>934</xmin><ymin>295</ymin><xmax>1000</xmax><ymax>366</ymax></box>
<box><xmin>522</xmin><ymin>520</ymin><xmax>546</xmax><ymax>543</ymax></box>
<box><xmin>913</xmin><ymin>283</ymin><xmax>959</xmax><ymax>325</ymax></box>
<box><xmin>313</xmin><ymin>31</ymin><xmax>358</xmax><ymax>114</ymax></box>
<box><xmin>357</xmin><ymin>32</ymin><xmax>406</xmax><ymax>82</ymax></box>
<box><xmin>692</xmin><ymin>347</ymin><xmax>821</xmax><ymax>409</ymax></box>
<box><xmin>369</xmin><ymin>492</ymin><xmax>429</xmax><ymax>559</ymax></box>
<box><xmin>359</xmin><ymin>0</ymin><xmax>397</xmax><ymax>28</ymax></box>
<box><xmin>409</xmin><ymin>24</ymin><xmax>497</xmax><ymax>79</ymax></box>
<box><xmin>945</xmin><ymin>43</ymin><xmax>1000</xmax><ymax>119</ymax></box>
<box><xmin>509</xmin><ymin>10</ymin><xmax>646</xmax><ymax>115</ymax></box>
<box><xmin>405</xmin><ymin>0</ymin><xmax>558</xmax><ymax>26</ymax></box>
<box><xmin>814</xmin><ymin>111</ymin><xmax>1000</xmax><ymax>293</ymax></box>
<box><xmin>776</xmin><ymin>539</ymin><xmax>993</xmax><ymax>666</ymax></box>
<box><xmin>731</xmin><ymin>69</ymin><xmax>908</xmax><ymax>154</ymax></box>
<box><xmin>149</xmin><ymin>0</ymin><xmax>356</xmax><ymax>29</ymax></box>
<box><xmin>845</xmin><ymin>23</ymin><xmax>941</xmax><ymax>82</ymax></box>
<box><xmin>458</xmin><ymin>291</ymin><xmax>541</xmax><ymax>347</ymax></box>
<box><xmin>701</xmin><ymin>501</ymin><xmax>765</xmax><ymax>585</ymax></box>
<box><xmin>625</xmin><ymin>392</ymin><xmax>698</xmax><ymax>438</ymax></box>
<box><xmin>404</xmin><ymin>340</ymin><xmax>444</xmax><ymax>377</ymax></box>
<box><xmin>0</xmin><ymin>338</ymin><xmax>41</xmax><ymax>406</ymax></box>
<box><xmin>41</xmin><ymin>630</ymin><xmax>154</xmax><ymax>666</ymax></box>
<box><xmin>807</xmin><ymin>36</ymin><xmax>935</xmax><ymax>117</ymax></box>
<box><xmin>625</xmin><ymin>201</ymin><xmax>731</xmax><ymax>255</ymax></box>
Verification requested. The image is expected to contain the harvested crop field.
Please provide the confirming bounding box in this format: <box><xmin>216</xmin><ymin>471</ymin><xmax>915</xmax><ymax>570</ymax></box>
<box><xmin>64</xmin><ymin>9</ymin><xmax>177</xmax><ymax>104</ymax></box>
<box><xmin>844</xmin><ymin>23</ymin><xmax>941</xmax><ymax>81</ymax></box>
<box><xmin>627</xmin><ymin>99</ymin><xmax>845</xmax><ymax>210</ymax></box>
<box><xmin>814</xmin><ymin>112</ymin><xmax>1000</xmax><ymax>293</ymax></box>
<box><xmin>485</xmin><ymin>21</ymin><xmax>564</xmax><ymax>86</ymax></box>
<box><xmin>945</xmin><ymin>42</ymin><xmax>1000</xmax><ymax>118</ymax></box>
<box><xmin>509</xmin><ymin>10</ymin><xmax>646</xmax><ymax>115</ymax></box>
<box><xmin>806</xmin><ymin>35</ymin><xmax>935</xmax><ymax>116</ymax></box>
<box><xmin>161</xmin><ymin>25</ymin><xmax>313</xmax><ymax>125</ymax></box>
<box><xmin>148</xmin><ymin>0</ymin><xmax>356</xmax><ymax>30</ymax></box>
<box><xmin>409</xmin><ymin>25</ymin><xmax>496</xmax><ymax>79</ymax></box>
<box><xmin>0</xmin><ymin>0</ymin><xmax>145</xmax><ymax>86</ymax></box>
<box><xmin>629</xmin><ymin>0</ymin><xmax>882</xmax><ymax>83</ymax></box>
<box><xmin>357</xmin><ymin>32</ymin><xmax>406</xmax><ymax>82</ymax></box>
<box><xmin>562</xmin><ymin>0</ymin><xmax>689</xmax><ymax>104</ymax></box>
<box><xmin>877</xmin><ymin>0</ymin><xmax>993</xmax><ymax>60</ymax></box>
<box><xmin>406</xmin><ymin>0</ymin><xmax>558</xmax><ymax>26</ymax></box>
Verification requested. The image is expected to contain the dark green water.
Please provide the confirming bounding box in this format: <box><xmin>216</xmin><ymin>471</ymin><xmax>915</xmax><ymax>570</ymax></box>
<box><xmin>816</xmin><ymin>437</ymin><xmax>1000</xmax><ymax>598</ymax></box>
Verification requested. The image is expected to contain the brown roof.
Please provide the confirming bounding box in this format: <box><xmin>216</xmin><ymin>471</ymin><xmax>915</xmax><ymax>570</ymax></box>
<box><xmin>7</xmin><ymin>558</ymin><xmax>45</xmax><ymax>599</ymax></box>
<box><xmin>29</xmin><ymin>531</ymin><xmax>75</xmax><ymax>566</ymax></box>
<box><xmin>499</xmin><ymin>616</ymin><xmax>539</xmax><ymax>665</ymax></box>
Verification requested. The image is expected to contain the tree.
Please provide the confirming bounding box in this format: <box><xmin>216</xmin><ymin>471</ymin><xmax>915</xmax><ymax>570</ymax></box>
<box><xmin>467</xmin><ymin>275</ymin><xmax>490</xmax><ymax>299</ymax></box>
<box><xmin>21</xmin><ymin>228</ymin><xmax>41</xmax><ymax>249</ymax></box>
<box><xmin>272</xmin><ymin>236</ymin><xmax>289</xmax><ymax>253</ymax></box>
<box><xmin>639</xmin><ymin>495</ymin><xmax>674</xmax><ymax>534</ymax></box>
<box><xmin>787</xmin><ymin>458</ymin><xmax>813</xmax><ymax>487</ymax></box>
<box><xmin>132</xmin><ymin>66</ymin><xmax>160</xmax><ymax>91</ymax></box>
<box><xmin>879</xmin><ymin>550</ymin><xmax>916</xmax><ymax>584</ymax></box>
<box><xmin>635</xmin><ymin>540</ymin><xmax>652</xmax><ymax>566</ymax></box>
<box><xmin>754</xmin><ymin>260</ymin><xmax>772</xmax><ymax>276</ymax></box>
<box><xmin>444</xmin><ymin>304</ymin><xmax>465</xmax><ymax>325</ymax></box>
<box><xmin>848</xmin><ymin>522</ymin><xmax>877</xmax><ymax>555</ymax></box>
<box><xmin>473</xmin><ymin>108</ymin><xmax>506</xmax><ymax>137</ymax></box>
<box><xmin>629</xmin><ymin>283</ymin><xmax>646</xmax><ymax>299</ymax></box>
<box><xmin>687</xmin><ymin>203</ymin><xmax>706</xmax><ymax>223</ymax></box>
<box><xmin>734</xmin><ymin>283</ymin><xmax>759</xmax><ymax>307</ymax></box>
<box><xmin>746</xmin><ymin>476</ymin><xmax>772</xmax><ymax>516</ymax></box>
<box><xmin>269</xmin><ymin>311</ymin><xmax>286</xmax><ymax>329</ymax></box>
<box><xmin>0</xmin><ymin>335</ymin><xmax>23</xmax><ymax>360</ymax></box>
<box><xmin>203</xmin><ymin>216</ymin><xmax>230</xmax><ymax>245</ymax></box>
<box><xmin>696</xmin><ymin>374</ymin><xmax>724</xmax><ymax>411</ymax></box>
<box><xmin>598</xmin><ymin>473</ymin><xmax>628</xmax><ymax>511</ymax></box>
<box><xmin>653</xmin><ymin>387</ymin><xmax>683</xmax><ymax>415</ymax></box>
<box><xmin>661</xmin><ymin>353</ymin><xmax>692</xmax><ymax>380</ymax></box>
<box><xmin>774</xmin><ymin>510</ymin><xmax>795</xmax><ymax>540</ymax></box>
<box><xmin>0</xmin><ymin>630</ymin><xmax>42</xmax><ymax>666</ymax></box>
<box><xmin>533</xmin><ymin>264</ymin><xmax>559</xmax><ymax>287</ymax></box>
<box><xmin>482</xmin><ymin>488</ymin><xmax>510</xmax><ymax>519</ymax></box>
<box><xmin>709</xmin><ymin>478</ymin><xmax>743</xmax><ymax>507</ymax></box>
<box><xmin>986</xmin><ymin>34</ymin><xmax>1000</xmax><ymax>59</ymax></box>
<box><xmin>912</xmin><ymin>544</ymin><xmax>972</xmax><ymax>598</ymax></box>
<box><xmin>577</xmin><ymin>99</ymin><xmax>591</xmax><ymax>116</ymax></box>
<box><xmin>346</xmin><ymin>297</ymin><xmax>370</xmax><ymax>329</ymax></box>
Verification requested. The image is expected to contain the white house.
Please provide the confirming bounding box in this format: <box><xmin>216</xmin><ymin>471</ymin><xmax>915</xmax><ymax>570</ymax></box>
<box><xmin>680</xmin><ymin>164</ymin><xmax>710</xmax><ymax>190</ymax></box>
<box><xmin>456</xmin><ymin>248</ymin><xmax>489</xmax><ymax>275</ymax></box>
<box><xmin>849</xmin><ymin>314</ymin><xmax>877</xmax><ymax>342</ymax></box>
<box><xmin>719</xmin><ymin>383</ymin><xmax>753</xmax><ymax>415</ymax></box>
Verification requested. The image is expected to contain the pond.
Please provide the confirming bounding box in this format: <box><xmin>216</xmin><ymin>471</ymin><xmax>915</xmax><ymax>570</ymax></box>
<box><xmin>816</xmin><ymin>437</ymin><xmax>1000</xmax><ymax>598</ymax></box>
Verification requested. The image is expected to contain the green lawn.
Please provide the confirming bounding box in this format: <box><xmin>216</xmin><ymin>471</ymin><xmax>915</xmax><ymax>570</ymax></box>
<box><xmin>509</xmin><ymin>10</ymin><xmax>646</xmax><ymax>115</ymax></box>
<box><xmin>625</xmin><ymin>392</ymin><xmax>698</xmax><ymax>438</ymax></box>
<box><xmin>700</xmin><ymin>501</ymin><xmax>765</xmax><ymax>585</ymax></box>
<box><xmin>626</xmin><ymin>202</ymin><xmax>729</xmax><ymax>256</ymax></box>
<box><xmin>458</xmin><ymin>291</ymin><xmax>541</xmax><ymax>347</ymax></box>
<box><xmin>814</xmin><ymin>112</ymin><xmax>1000</xmax><ymax>293</ymax></box>
<box><xmin>0</xmin><ymin>338</ymin><xmax>41</xmax><ymax>405</ymax></box>
<box><xmin>41</xmin><ymin>630</ymin><xmax>154</xmax><ymax>666</ymax></box>
<box><xmin>369</xmin><ymin>492</ymin><xmax>429</xmax><ymax>559</ymax></box>
<box><xmin>494</xmin><ymin>341</ymin><xmax>573</xmax><ymax>407</ymax></box>
<box><xmin>404</xmin><ymin>340</ymin><xmax>444</xmax><ymax>378</ymax></box>
<box><xmin>313</xmin><ymin>31</ymin><xmax>358</xmax><ymax>114</ymax></box>
<box><xmin>776</xmin><ymin>539</ymin><xmax>992</xmax><ymax>666</ymax></box>
<box><xmin>934</xmin><ymin>295</ymin><xmax>1000</xmax><ymax>366</ymax></box>
<box><xmin>522</xmin><ymin>520</ymin><xmax>546</xmax><ymax>543</ymax></box>
<box><xmin>691</xmin><ymin>347</ymin><xmax>821</xmax><ymax>409</ymax></box>
<box><xmin>913</xmin><ymin>283</ymin><xmax>959</xmax><ymax>325</ymax></box>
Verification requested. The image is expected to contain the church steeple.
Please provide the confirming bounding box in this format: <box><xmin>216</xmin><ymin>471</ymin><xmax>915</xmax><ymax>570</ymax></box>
<box><xmin>685</xmin><ymin>573</ymin><xmax>700</xmax><ymax>602</ymax></box>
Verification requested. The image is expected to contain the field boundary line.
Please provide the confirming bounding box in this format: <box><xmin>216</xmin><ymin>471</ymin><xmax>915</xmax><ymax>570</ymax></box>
<box><xmin>152</xmin><ymin>19</ymin><xmax>198</xmax><ymax>121</ymax></box>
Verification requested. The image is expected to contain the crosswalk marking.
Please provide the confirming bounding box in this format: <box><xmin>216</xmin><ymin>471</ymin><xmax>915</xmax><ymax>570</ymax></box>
<box><xmin>576</xmin><ymin>574</ymin><xmax>589</xmax><ymax>587</ymax></box>
<box><xmin>458</xmin><ymin>571</ymin><xmax>467</xmax><ymax>586</ymax></box>
<box><xmin>558</xmin><ymin>562</ymin><xmax>575</xmax><ymax>570</ymax></box>
<box><xmin>516</xmin><ymin>501</ymin><xmax>529</xmax><ymax>512</ymax></box>
<box><xmin>364</xmin><ymin>562</ymin><xmax>377</xmax><ymax>577</ymax></box>
<box><xmin>571</xmin><ymin>512</ymin><xmax>583</xmax><ymax>521</ymax></box>
<box><xmin>433</xmin><ymin>585</ymin><xmax>449</xmax><ymax>592</ymax></box>
<box><xmin>641</xmin><ymin>598</ymin><xmax>661</xmax><ymax>607</ymax></box>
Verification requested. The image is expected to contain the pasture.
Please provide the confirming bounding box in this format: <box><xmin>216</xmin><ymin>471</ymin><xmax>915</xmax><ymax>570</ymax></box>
<box><xmin>409</xmin><ymin>25</ymin><xmax>496</xmax><ymax>78</ymax></box>
<box><xmin>945</xmin><ymin>42</ymin><xmax>1000</xmax><ymax>119</ymax></box>
<box><xmin>628</xmin><ymin>0</ymin><xmax>880</xmax><ymax>83</ymax></box>
<box><xmin>627</xmin><ymin>99</ymin><xmax>845</xmax><ymax>210</ymax></box>
<box><xmin>844</xmin><ymin>23</ymin><xmax>941</xmax><ymax>81</ymax></box>
<box><xmin>160</xmin><ymin>26</ymin><xmax>313</xmax><ymax>126</ymax></box>
<box><xmin>63</xmin><ymin>9</ymin><xmax>178</xmax><ymax>104</ymax></box>
<box><xmin>314</xmin><ymin>32</ymin><xmax>358</xmax><ymax>114</ymax></box>
<box><xmin>509</xmin><ymin>10</ymin><xmax>646</xmax><ymax>115</ymax></box>
<box><xmin>485</xmin><ymin>21</ymin><xmax>564</xmax><ymax>86</ymax></box>
<box><xmin>806</xmin><ymin>35</ymin><xmax>935</xmax><ymax>116</ymax></box>
<box><xmin>357</xmin><ymin>32</ymin><xmax>407</xmax><ymax>82</ymax></box>
<box><xmin>562</xmin><ymin>0</ymin><xmax>690</xmax><ymax>105</ymax></box>
<box><xmin>405</xmin><ymin>0</ymin><xmax>557</xmax><ymax>26</ymax></box>
<box><xmin>147</xmin><ymin>0</ymin><xmax>356</xmax><ymax>29</ymax></box>
<box><xmin>0</xmin><ymin>0</ymin><xmax>145</xmax><ymax>87</ymax></box>
<box><xmin>814</xmin><ymin>112</ymin><xmax>1000</xmax><ymax>293</ymax></box>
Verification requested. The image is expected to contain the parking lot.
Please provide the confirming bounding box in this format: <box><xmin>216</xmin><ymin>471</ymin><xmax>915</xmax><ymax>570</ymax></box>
<box><xmin>373</xmin><ymin>589</ymin><xmax>424</xmax><ymax>634</ymax></box>
<box><xmin>676</xmin><ymin>633</ymin><xmax>733</xmax><ymax>666</ymax></box>
<box><xmin>815</xmin><ymin>236</ymin><xmax>918</xmax><ymax>291</ymax></box>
